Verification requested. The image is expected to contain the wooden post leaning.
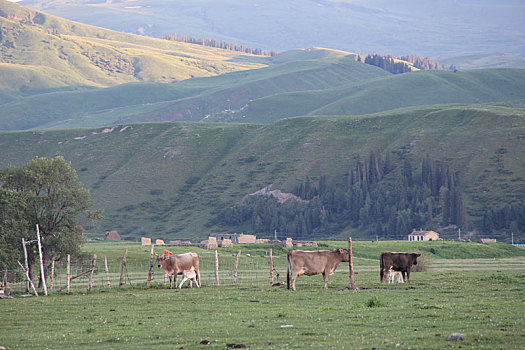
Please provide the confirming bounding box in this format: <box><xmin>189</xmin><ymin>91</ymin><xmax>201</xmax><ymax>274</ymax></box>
<box><xmin>119</xmin><ymin>248</ymin><xmax>128</xmax><ymax>288</ymax></box>
<box><xmin>67</xmin><ymin>254</ymin><xmax>71</xmax><ymax>294</ymax></box>
<box><xmin>233</xmin><ymin>250</ymin><xmax>241</xmax><ymax>284</ymax></box>
<box><xmin>21</xmin><ymin>238</ymin><xmax>30</xmax><ymax>293</ymax></box>
<box><xmin>17</xmin><ymin>261</ymin><xmax>38</xmax><ymax>296</ymax></box>
<box><xmin>104</xmin><ymin>256</ymin><xmax>111</xmax><ymax>288</ymax></box>
<box><xmin>50</xmin><ymin>260</ymin><xmax>55</xmax><ymax>291</ymax></box>
<box><xmin>269</xmin><ymin>248</ymin><xmax>274</xmax><ymax>285</ymax></box>
<box><xmin>215</xmin><ymin>250</ymin><xmax>220</xmax><ymax>286</ymax></box>
<box><xmin>347</xmin><ymin>237</ymin><xmax>357</xmax><ymax>290</ymax></box>
<box><xmin>36</xmin><ymin>225</ymin><xmax>48</xmax><ymax>296</ymax></box>
<box><xmin>147</xmin><ymin>244</ymin><xmax>154</xmax><ymax>287</ymax></box>
<box><xmin>88</xmin><ymin>253</ymin><xmax>97</xmax><ymax>291</ymax></box>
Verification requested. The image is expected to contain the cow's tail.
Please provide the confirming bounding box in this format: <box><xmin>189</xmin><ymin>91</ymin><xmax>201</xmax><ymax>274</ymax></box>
<box><xmin>286</xmin><ymin>251</ymin><xmax>291</xmax><ymax>290</ymax></box>
<box><xmin>379</xmin><ymin>253</ymin><xmax>385</xmax><ymax>283</ymax></box>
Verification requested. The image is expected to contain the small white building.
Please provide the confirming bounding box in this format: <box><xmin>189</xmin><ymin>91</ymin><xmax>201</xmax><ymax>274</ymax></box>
<box><xmin>408</xmin><ymin>229</ymin><xmax>440</xmax><ymax>241</ymax></box>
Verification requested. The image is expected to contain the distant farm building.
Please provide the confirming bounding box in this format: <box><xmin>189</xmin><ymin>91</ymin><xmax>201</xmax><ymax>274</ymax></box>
<box><xmin>200</xmin><ymin>236</ymin><xmax>218</xmax><ymax>249</ymax></box>
<box><xmin>105</xmin><ymin>230</ymin><xmax>121</xmax><ymax>240</ymax></box>
<box><xmin>141</xmin><ymin>237</ymin><xmax>152</xmax><ymax>245</ymax></box>
<box><xmin>212</xmin><ymin>233</ymin><xmax>257</xmax><ymax>245</ymax></box>
<box><xmin>480</xmin><ymin>238</ymin><xmax>497</xmax><ymax>243</ymax></box>
<box><xmin>155</xmin><ymin>239</ymin><xmax>165</xmax><ymax>245</ymax></box>
<box><xmin>408</xmin><ymin>229</ymin><xmax>440</xmax><ymax>241</ymax></box>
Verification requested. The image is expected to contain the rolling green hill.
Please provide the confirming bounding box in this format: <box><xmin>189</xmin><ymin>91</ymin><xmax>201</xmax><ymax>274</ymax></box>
<box><xmin>0</xmin><ymin>49</ymin><xmax>390</xmax><ymax>130</ymax></box>
<box><xmin>230</xmin><ymin>68</ymin><xmax>525</xmax><ymax>123</ymax></box>
<box><xmin>0</xmin><ymin>104</ymin><xmax>523</xmax><ymax>241</ymax></box>
<box><xmin>2</xmin><ymin>57</ymin><xmax>524</xmax><ymax>130</ymax></box>
<box><xmin>0</xmin><ymin>0</ymin><xmax>267</xmax><ymax>95</ymax></box>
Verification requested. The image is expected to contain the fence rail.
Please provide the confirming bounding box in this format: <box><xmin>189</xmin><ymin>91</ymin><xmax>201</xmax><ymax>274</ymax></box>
<box><xmin>1</xmin><ymin>250</ymin><xmax>290</xmax><ymax>295</ymax></box>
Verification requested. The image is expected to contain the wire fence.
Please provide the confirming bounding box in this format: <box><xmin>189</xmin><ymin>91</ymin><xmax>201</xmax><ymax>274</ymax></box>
<box><xmin>1</xmin><ymin>250</ymin><xmax>291</xmax><ymax>295</ymax></box>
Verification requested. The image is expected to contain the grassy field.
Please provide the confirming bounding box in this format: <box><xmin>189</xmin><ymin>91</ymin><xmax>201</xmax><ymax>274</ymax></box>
<box><xmin>1</xmin><ymin>241</ymin><xmax>524</xmax><ymax>349</ymax></box>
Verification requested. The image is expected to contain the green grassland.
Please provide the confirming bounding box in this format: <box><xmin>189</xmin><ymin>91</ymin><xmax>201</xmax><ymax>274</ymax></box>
<box><xmin>0</xmin><ymin>0</ymin><xmax>267</xmax><ymax>95</ymax></box>
<box><xmin>235</xmin><ymin>68</ymin><xmax>525</xmax><ymax>123</ymax></box>
<box><xmin>0</xmin><ymin>49</ymin><xmax>389</xmax><ymax>130</ymax></box>
<box><xmin>1</xmin><ymin>241</ymin><xmax>524</xmax><ymax>349</ymax></box>
<box><xmin>0</xmin><ymin>104</ymin><xmax>523</xmax><ymax>240</ymax></box>
<box><xmin>2</xmin><ymin>59</ymin><xmax>525</xmax><ymax>130</ymax></box>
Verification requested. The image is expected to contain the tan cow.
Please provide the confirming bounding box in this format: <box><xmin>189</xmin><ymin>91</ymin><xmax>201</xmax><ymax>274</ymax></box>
<box><xmin>157</xmin><ymin>251</ymin><xmax>201</xmax><ymax>289</ymax></box>
<box><xmin>287</xmin><ymin>248</ymin><xmax>349</xmax><ymax>291</ymax></box>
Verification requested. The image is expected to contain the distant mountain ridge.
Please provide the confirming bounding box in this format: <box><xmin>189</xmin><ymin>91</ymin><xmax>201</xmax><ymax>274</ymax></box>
<box><xmin>16</xmin><ymin>0</ymin><xmax>525</xmax><ymax>59</ymax></box>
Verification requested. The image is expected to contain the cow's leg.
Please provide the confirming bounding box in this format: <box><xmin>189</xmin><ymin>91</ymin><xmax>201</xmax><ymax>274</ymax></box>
<box><xmin>178</xmin><ymin>277</ymin><xmax>186</xmax><ymax>289</ymax></box>
<box><xmin>406</xmin><ymin>269</ymin><xmax>410</xmax><ymax>283</ymax></box>
<box><xmin>322</xmin><ymin>271</ymin><xmax>328</xmax><ymax>289</ymax></box>
<box><xmin>291</xmin><ymin>274</ymin><xmax>297</xmax><ymax>291</ymax></box>
<box><xmin>397</xmin><ymin>273</ymin><xmax>404</xmax><ymax>283</ymax></box>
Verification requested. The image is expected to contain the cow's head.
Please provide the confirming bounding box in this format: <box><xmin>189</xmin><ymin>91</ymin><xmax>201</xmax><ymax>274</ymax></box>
<box><xmin>336</xmin><ymin>248</ymin><xmax>350</xmax><ymax>262</ymax></box>
<box><xmin>156</xmin><ymin>253</ymin><xmax>169</xmax><ymax>267</ymax></box>
<box><xmin>411</xmin><ymin>253</ymin><xmax>422</xmax><ymax>265</ymax></box>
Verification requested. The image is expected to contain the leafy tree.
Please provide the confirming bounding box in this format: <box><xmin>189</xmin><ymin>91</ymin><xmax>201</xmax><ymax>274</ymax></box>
<box><xmin>0</xmin><ymin>188</ymin><xmax>29</xmax><ymax>270</ymax></box>
<box><xmin>0</xmin><ymin>156</ymin><xmax>101</xmax><ymax>285</ymax></box>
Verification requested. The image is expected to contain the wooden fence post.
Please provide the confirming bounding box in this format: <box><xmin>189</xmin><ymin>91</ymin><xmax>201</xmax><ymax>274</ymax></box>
<box><xmin>104</xmin><ymin>256</ymin><xmax>111</xmax><ymax>288</ymax></box>
<box><xmin>17</xmin><ymin>261</ymin><xmax>38</xmax><ymax>296</ymax></box>
<box><xmin>269</xmin><ymin>248</ymin><xmax>274</xmax><ymax>285</ymax></box>
<box><xmin>214</xmin><ymin>250</ymin><xmax>220</xmax><ymax>286</ymax></box>
<box><xmin>50</xmin><ymin>260</ymin><xmax>55</xmax><ymax>291</ymax></box>
<box><xmin>348</xmin><ymin>237</ymin><xmax>356</xmax><ymax>290</ymax></box>
<box><xmin>233</xmin><ymin>250</ymin><xmax>241</xmax><ymax>284</ymax></box>
<box><xmin>119</xmin><ymin>248</ymin><xmax>128</xmax><ymax>288</ymax></box>
<box><xmin>2</xmin><ymin>268</ymin><xmax>8</xmax><ymax>292</ymax></box>
<box><xmin>67</xmin><ymin>254</ymin><xmax>71</xmax><ymax>294</ymax></box>
<box><xmin>88</xmin><ymin>253</ymin><xmax>97</xmax><ymax>291</ymax></box>
<box><xmin>22</xmin><ymin>238</ymin><xmax>30</xmax><ymax>293</ymax></box>
<box><xmin>36</xmin><ymin>225</ymin><xmax>48</xmax><ymax>296</ymax></box>
<box><xmin>147</xmin><ymin>244</ymin><xmax>155</xmax><ymax>287</ymax></box>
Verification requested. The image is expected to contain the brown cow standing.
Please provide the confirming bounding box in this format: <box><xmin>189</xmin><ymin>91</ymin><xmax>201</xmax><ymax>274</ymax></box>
<box><xmin>287</xmin><ymin>248</ymin><xmax>349</xmax><ymax>291</ymax></box>
<box><xmin>157</xmin><ymin>252</ymin><xmax>201</xmax><ymax>289</ymax></box>
<box><xmin>380</xmin><ymin>251</ymin><xmax>421</xmax><ymax>283</ymax></box>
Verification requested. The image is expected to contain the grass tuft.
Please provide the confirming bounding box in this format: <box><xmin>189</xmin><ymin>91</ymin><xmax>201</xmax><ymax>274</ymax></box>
<box><xmin>366</xmin><ymin>295</ymin><xmax>384</xmax><ymax>308</ymax></box>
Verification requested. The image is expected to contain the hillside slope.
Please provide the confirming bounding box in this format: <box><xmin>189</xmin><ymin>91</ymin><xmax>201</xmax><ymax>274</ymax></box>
<box><xmin>0</xmin><ymin>49</ymin><xmax>389</xmax><ymax>130</ymax></box>
<box><xmin>235</xmin><ymin>69</ymin><xmax>525</xmax><ymax>123</ymax></box>
<box><xmin>0</xmin><ymin>0</ymin><xmax>267</xmax><ymax>94</ymax></box>
<box><xmin>2</xmin><ymin>61</ymin><xmax>524</xmax><ymax>130</ymax></box>
<box><xmin>0</xmin><ymin>104</ymin><xmax>523</xmax><ymax>241</ymax></box>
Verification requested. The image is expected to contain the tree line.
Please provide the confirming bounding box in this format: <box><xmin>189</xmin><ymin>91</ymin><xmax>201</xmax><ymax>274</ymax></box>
<box><xmin>162</xmin><ymin>33</ymin><xmax>277</xmax><ymax>57</ymax></box>
<box><xmin>359</xmin><ymin>54</ymin><xmax>457</xmax><ymax>74</ymax></box>
<box><xmin>222</xmin><ymin>152</ymin><xmax>468</xmax><ymax>239</ymax></box>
